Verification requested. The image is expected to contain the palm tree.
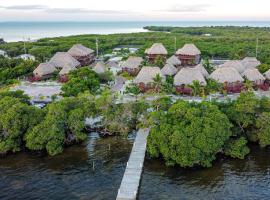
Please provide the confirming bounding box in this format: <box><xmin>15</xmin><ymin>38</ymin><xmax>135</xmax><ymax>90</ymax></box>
<box><xmin>189</xmin><ymin>80</ymin><xmax>201</xmax><ymax>96</ymax></box>
<box><xmin>153</xmin><ymin>74</ymin><xmax>163</xmax><ymax>93</ymax></box>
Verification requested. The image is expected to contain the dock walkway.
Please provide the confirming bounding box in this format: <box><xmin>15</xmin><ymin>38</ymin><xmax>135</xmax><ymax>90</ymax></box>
<box><xmin>116</xmin><ymin>128</ymin><xmax>150</xmax><ymax>200</ymax></box>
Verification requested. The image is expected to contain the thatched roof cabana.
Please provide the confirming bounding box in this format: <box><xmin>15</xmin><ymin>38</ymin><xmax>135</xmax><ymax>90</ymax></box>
<box><xmin>194</xmin><ymin>64</ymin><xmax>209</xmax><ymax>78</ymax></box>
<box><xmin>176</xmin><ymin>44</ymin><xmax>201</xmax><ymax>56</ymax></box>
<box><xmin>134</xmin><ymin>66</ymin><xmax>165</xmax><ymax>84</ymax></box>
<box><xmin>241</xmin><ymin>57</ymin><xmax>261</xmax><ymax>68</ymax></box>
<box><xmin>209</xmin><ymin>67</ymin><xmax>244</xmax><ymax>83</ymax></box>
<box><xmin>264</xmin><ymin>69</ymin><xmax>270</xmax><ymax>80</ymax></box>
<box><xmin>242</xmin><ymin>68</ymin><xmax>265</xmax><ymax>82</ymax></box>
<box><xmin>122</xmin><ymin>56</ymin><xmax>143</xmax><ymax>70</ymax></box>
<box><xmin>33</xmin><ymin>62</ymin><xmax>57</xmax><ymax>77</ymax></box>
<box><xmin>174</xmin><ymin>67</ymin><xmax>207</xmax><ymax>86</ymax></box>
<box><xmin>166</xmin><ymin>55</ymin><xmax>181</xmax><ymax>66</ymax></box>
<box><xmin>145</xmin><ymin>43</ymin><xmax>168</xmax><ymax>55</ymax></box>
<box><xmin>50</xmin><ymin>52</ymin><xmax>80</xmax><ymax>69</ymax></box>
<box><xmin>161</xmin><ymin>63</ymin><xmax>178</xmax><ymax>76</ymax></box>
<box><xmin>219</xmin><ymin>60</ymin><xmax>246</xmax><ymax>74</ymax></box>
<box><xmin>93</xmin><ymin>61</ymin><xmax>107</xmax><ymax>74</ymax></box>
<box><xmin>68</xmin><ymin>44</ymin><xmax>94</xmax><ymax>57</ymax></box>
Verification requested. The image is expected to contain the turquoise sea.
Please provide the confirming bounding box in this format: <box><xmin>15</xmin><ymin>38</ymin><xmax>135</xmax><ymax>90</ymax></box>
<box><xmin>1</xmin><ymin>21</ymin><xmax>270</xmax><ymax>42</ymax></box>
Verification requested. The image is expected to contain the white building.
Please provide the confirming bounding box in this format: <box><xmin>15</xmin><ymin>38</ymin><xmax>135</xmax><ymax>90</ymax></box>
<box><xmin>17</xmin><ymin>54</ymin><xmax>36</xmax><ymax>61</ymax></box>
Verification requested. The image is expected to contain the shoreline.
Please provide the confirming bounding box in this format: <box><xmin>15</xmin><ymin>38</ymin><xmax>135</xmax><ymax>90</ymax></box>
<box><xmin>1</xmin><ymin>21</ymin><xmax>270</xmax><ymax>42</ymax></box>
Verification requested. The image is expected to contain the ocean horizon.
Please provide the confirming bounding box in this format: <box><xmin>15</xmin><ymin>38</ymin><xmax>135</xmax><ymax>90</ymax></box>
<box><xmin>1</xmin><ymin>21</ymin><xmax>270</xmax><ymax>42</ymax></box>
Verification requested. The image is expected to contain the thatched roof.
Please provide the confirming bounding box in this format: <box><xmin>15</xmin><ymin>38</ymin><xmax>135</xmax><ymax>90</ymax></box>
<box><xmin>242</xmin><ymin>68</ymin><xmax>265</xmax><ymax>82</ymax></box>
<box><xmin>209</xmin><ymin>67</ymin><xmax>244</xmax><ymax>83</ymax></box>
<box><xmin>50</xmin><ymin>52</ymin><xmax>80</xmax><ymax>69</ymax></box>
<box><xmin>241</xmin><ymin>57</ymin><xmax>261</xmax><ymax>68</ymax></box>
<box><xmin>194</xmin><ymin>64</ymin><xmax>209</xmax><ymax>78</ymax></box>
<box><xmin>33</xmin><ymin>62</ymin><xmax>57</xmax><ymax>76</ymax></box>
<box><xmin>264</xmin><ymin>69</ymin><xmax>270</xmax><ymax>80</ymax></box>
<box><xmin>219</xmin><ymin>60</ymin><xmax>246</xmax><ymax>73</ymax></box>
<box><xmin>176</xmin><ymin>44</ymin><xmax>201</xmax><ymax>56</ymax></box>
<box><xmin>134</xmin><ymin>66</ymin><xmax>165</xmax><ymax>84</ymax></box>
<box><xmin>93</xmin><ymin>61</ymin><xmax>107</xmax><ymax>74</ymax></box>
<box><xmin>122</xmin><ymin>56</ymin><xmax>143</xmax><ymax>69</ymax></box>
<box><xmin>145</xmin><ymin>43</ymin><xmax>168</xmax><ymax>55</ymax></box>
<box><xmin>161</xmin><ymin>63</ymin><xmax>178</xmax><ymax>76</ymax></box>
<box><xmin>174</xmin><ymin>67</ymin><xmax>207</xmax><ymax>86</ymax></box>
<box><xmin>68</xmin><ymin>44</ymin><xmax>94</xmax><ymax>57</ymax></box>
<box><xmin>166</xmin><ymin>55</ymin><xmax>181</xmax><ymax>66</ymax></box>
<box><xmin>59</xmin><ymin>64</ymin><xmax>77</xmax><ymax>75</ymax></box>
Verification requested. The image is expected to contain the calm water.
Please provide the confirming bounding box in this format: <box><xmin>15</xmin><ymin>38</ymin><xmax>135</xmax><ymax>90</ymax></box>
<box><xmin>0</xmin><ymin>133</ymin><xmax>269</xmax><ymax>200</ymax></box>
<box><xmin>1</xmin><ymin>21</ymin><xmax>270</xmax><ymax>42</ymax></box>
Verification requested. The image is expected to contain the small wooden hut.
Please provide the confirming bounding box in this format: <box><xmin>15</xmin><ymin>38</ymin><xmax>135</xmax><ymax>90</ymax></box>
<box><xmin>68</xmin><ymin>44</ymin><xmax>95</xmax><ymax>66</ymax></box>
<box><xmin>134</xmin><ymin>66</ymin><xmax>165</xmax><ymax>92</ymax></box>
<box><xmin>194</xmin><ymin>64</ymin><xmax>209</xmax><ymax>78</ymax></box>
<box><xmin>242</xmin><ymin>68</ymin><xmax>266</xmax><ymax>90</ymax></box>
<box><xmin>174</xmin><ymin>67</ymin><xmax>206</xmax><ymax>95</ymax></box>
<box><xmin>145</xmin><ymin>43</ymin><xmax>168</xmax><ymax>63</ymax></box>
<box><xmin>58</xmin><ymin>64</ymin><xmax>77</xmax><ymax>83</ymax></box>
<box><xmin>209</xmin><ymin>67</ymin><xmax>244</xmax><ymax>93</ymax></box>
<box><xmin>122</xmin><ymin>56</ymin><xmax>143</xmax><ymax>76</ymax></box>
<box><xmin>175</xmin><ymin>44</ymin><xmax>201</xmax><ymax>66</ymax></box>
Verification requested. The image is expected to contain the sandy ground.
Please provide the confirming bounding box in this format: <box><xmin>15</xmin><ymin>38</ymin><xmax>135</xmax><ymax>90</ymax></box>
<box><xmin>11</xmin><ymin>81</ymin><xmax>62</xmax><ymax>102</ymax></box>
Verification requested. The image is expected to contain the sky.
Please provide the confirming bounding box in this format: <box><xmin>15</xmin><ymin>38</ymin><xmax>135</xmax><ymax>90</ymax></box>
<box><xmin>0</xmin><ymin>0</ymin><xmax>270</xmax><ymax>21</ymax></box>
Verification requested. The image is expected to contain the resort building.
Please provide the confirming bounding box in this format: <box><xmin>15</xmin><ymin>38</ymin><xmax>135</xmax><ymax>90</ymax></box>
<box><xmin>209</xmin><ymin>67</ymin><xmax>244</xmax><ymax>93</ymax></box>
<box><xmin>145</xmin><ymin>43</ymin><xmax>168</xmax><ymax>63</ymax></box>
<box><xmin>107</xmin><ymin>61</ymin><xmax>122</xmax><ymax>75</ymax></box>
<box><xmin>219</xmin><ymin>60</ymin><xmax>246</xmax><ymax>74</ymax></box>
<box><xmin>58</xmin><ymin>64</ymin><xmax>77</xmax><ymax>82</ymax></box>
<box><xmin>161</xmin><ymin>63</ymin><xmax>178</xmax><ymax>76</ymax></box>
<box><xmin>242</xmin><ymin>68</ymin><xmax>266</xmax><ymax>88</ymax></box>
<box><xmin>122</xmin><ymin>56</ymin><xmax>143</xmax><ymax>76</ymax></box>
<box><xmin>49</xmin><ymin>52</ymin><xmax>80</xmax><ymax>69</ymax></box>
<box><xmin>174</xmin><ymin>67</ymin><xmax>206</xmax><ymax>94</ymax></box>
<box><xmin>68</xmin><ymin>44</ymin><xmax>95</xmax><ymax>66</ymax></box>
<box><xmin>166</xmin><ymin>55</ymin><xmax>182</xmax><ymax>68</ymax></box>
<box><xmin>134</xmin><ymin>66</ymin><xmax>165</xmax><ymax>92</ymax></box>
<box><xmin>0</xmin><ymin>50</ymin><xmax>7</xmax><ymax>57</ymax></box>
<box><xmin>93</xmin><ymin>61</ymin><xmax>107</xmax><ymax>74</ymax></box>
<box><xmin>241</xmin><ymin>57</ymin><xmax>261</xmax><ymax>68</ymax></box>
<box><xmin>33</xmin><ymin>63</ymin><xmax>57</xmax><ymax>79</ymax></box>
<box><xmin>17</xmin><ymin>54</ymin><xmax>35</xmax><ymax>61</ymax></box>
<box><xmin>175</xmin><ymin>44</ymin><xmax>201</xmax><ymax>66</ymax></box>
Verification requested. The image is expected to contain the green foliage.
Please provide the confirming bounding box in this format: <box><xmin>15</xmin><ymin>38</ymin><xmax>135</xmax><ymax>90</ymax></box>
<box><xmin>0</xmin><ymin>90</ymin><xmax>30</xmax><ymax>104</ymax></box>
<box><xmin>147</xmin><ymin>101</ymin><xmax>232</xmax><ymax>167</ymax></box>
<box><xmin>0</xmin><ymin>57</ymin><xmax>38</xmax><ymax>86</ymax></box>
<box><xmin>126</xmin><ymin>85</ymin><xmax>141</xmax><ymax>97</ymax></box>
<box><xmin>203</xmin><ymin>58</ymin><xmax>214</xmax><ymax>74</ymax></box>
<box><xmin>258</xmin><ymin>64</ymin><xmax>270</xmax><ymax>73</ymax></box>
<box><xmin>25</xmin><ymin>96</ymin><xmax>97</xmax><ymax>156</ymax></box>
<box><xmin>205</xmin><ymin>79</ymin><xmax>223</xmax><ymax>94</ymax></box>
<box><xmin>154</xmin><ymin>55</ymin><xmax>165</xmax><ymax>68</ymax></box>
<box><xmin>188</xmin><ymin>80</ymin><xmax>202</xmax><ymax>96</ymax></box>
<box><xmin>224</xmin><ymin>137</ymin><xmax>250</xmax><ymax>159</ymax></box>
<box><xmin>0</xmin><ymin>96</ymin><xmax>44</xmax><ymax>154</ymax></box>
<box><xmin>256</xmin><ymin>112</ymin><xmax>270</xmax><ymax>147</ymax></box>
<box><xmin>61</xmin><ymin>67</ymin><xmax>100</xmax><ymax>97</ymax></box>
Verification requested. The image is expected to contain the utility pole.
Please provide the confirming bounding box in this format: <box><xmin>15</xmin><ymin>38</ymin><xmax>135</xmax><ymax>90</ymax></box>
<box><xmin>96</xmin><ymin>38</ymin><xmax>99</xmax><ymax>59</ymax></box>
<box><xmin>23</xmin><ymin>37</ymin><xmax>26</xmax><ymax>54</ymax></box>
<box><xmin>174</xmin><ymin>37</ymin><xmax>177</xmax><ymax>52</ymax></box>
<box><xmin>256</xmin><ymin>37</ymin><xmax>259</xmax><ymax>58</ymax></box>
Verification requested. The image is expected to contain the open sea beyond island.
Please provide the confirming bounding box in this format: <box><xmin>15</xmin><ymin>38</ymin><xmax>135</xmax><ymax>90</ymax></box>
<box><xmin>1</xmin><ymin>21</ymin><xmax>270</xmax><ymax>42</ymax></box>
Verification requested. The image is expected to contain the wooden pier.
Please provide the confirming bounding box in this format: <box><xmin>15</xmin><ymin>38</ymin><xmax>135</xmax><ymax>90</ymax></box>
<box><xmin>116</xmin><ymin>128</ymin><xmax>150</xmax><ymax>200</ymax></box>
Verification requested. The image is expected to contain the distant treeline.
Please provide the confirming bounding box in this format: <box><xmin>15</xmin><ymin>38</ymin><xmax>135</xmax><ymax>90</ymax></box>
<box><xmin>1</xmin><ymin>26</ymin><xmax>270</xmax><ymax>66</ymax></box>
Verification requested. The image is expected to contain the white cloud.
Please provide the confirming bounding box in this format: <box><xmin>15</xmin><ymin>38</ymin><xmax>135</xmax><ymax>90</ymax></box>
<box><xmin>0</xmin><ymin>0</ymin><xmax>270</xmax><ymax>21</ymax></box>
